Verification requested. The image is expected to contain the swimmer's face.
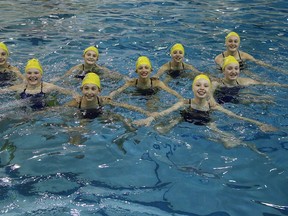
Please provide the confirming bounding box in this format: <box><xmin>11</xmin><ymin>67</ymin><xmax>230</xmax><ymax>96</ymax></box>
<box><xmin>226</xmin><ymin>36</ymin><xmax>240</xmax><ymax>51</ymax></box>
<box><xmin>136</xmin><ymin>64</ymin><xmax>152</xmax><ymax>78</ymax></box>
<box><xmin>171</xmin><ymin>49</ymin><xmax>184</xmax><ymax>63</ymax></box>
<box><xmin>192</xmin><ymin>78</ymin><xmax>210</xmax><ymax>99</ymax></box>
<box><xmin>81</xmin><ymin>84</ymin><xmax>100</xmax><ymax>101</ymax></box>
<box><xmin>0</xmin><ymin>48</ymin><xmax>8</xmax><ymax>66</ymax></box>
<box><xmin>224</xmin><ymin>62</ymin><xmax>240</xmax><ymax>81</ymax></box>
<box><xmin>26</xmin><ymin>69</ymin><xmax>42</xmax><ymax>86</ymax></box>
<box><xmin>83</xmin><ymin>50</ymin><xmax>98</xmax><ymax>65</ymax></box>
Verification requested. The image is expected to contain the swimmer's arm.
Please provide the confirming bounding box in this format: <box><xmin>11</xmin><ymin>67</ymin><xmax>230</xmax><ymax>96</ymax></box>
<box><xmin>213</xmin><ymin>104</ymin><xmax>277</xmax><ymax>132</ymax></box>
<box><xmin>12</xmin><ymin>67</ymin><xmax>25</xmax><ymax>81</ymax></box>
<box><xmin>185</xmin><ymin>63</ymin><xmax>201</xmax><ymax>74</ymax></box>
<box><xmin>0</xmin><ymin>84</ymin><xmax>22</xmax><ymax>93</ymax></box>
<box><xmin>153</xmin><ymin>63</ymin><xmax>169</xmax><ymax>79</ymax></box>
<box><xmin>47</xmin><ymin>83</ymin><xmax>80</xmax><ymax>98</ymax></box>
<box><xmin>108</xmin><ymin>81</ymin><xmax>133</xmax><ymax>99</ymax></box>
<box><xmin>64</xmin><ymin>98</ymin><xmax>80</xmax><ymax>107</ymax></box>
<box><xmin>214</xmin><ymin>54</ymin><xmax>223</xmax><ymax>67</ymax></box>
<box><xmin>249</xmin><ymin>57</ymin><xmax>288</xmax><ymax>75</ymax></box>
<box><xmin>99</xmin><ymin>65</ymin><xmax>128</xmax><ymax>80</ymax></box>
<box><xmin>133</xmin><ymin>101</ymin><xmax>184</xmax><ymax>127</ymax></box>
<box><xmin>103</xmin><ymin>97</ymin><xmax>150</xmax><ymax>116</ymax></box>
<box><xmin>157</xmin><ymin>81</ymin><xmax>184</xmax><ymax>100</ymax></box>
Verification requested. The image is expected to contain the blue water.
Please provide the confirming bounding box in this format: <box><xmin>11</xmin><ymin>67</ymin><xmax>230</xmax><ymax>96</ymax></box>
<box><xmin>1</xmin><ymin>0</ymin><xmax>288</xmax><ymax>215</ymax></box>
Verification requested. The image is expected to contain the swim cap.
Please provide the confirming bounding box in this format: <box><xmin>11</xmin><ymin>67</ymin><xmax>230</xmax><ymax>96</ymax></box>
<box><xmin>0</xmin><ymin>42</ymin><xmax>9</xmax><ymax>56</ymax></box>
<box><xmin>225</xmin><ymin>32</ymin><xmax>240</xmax><ymax>43</ymax></box>
<box><xmin>222</xmin><ymin>55</ymin><xmax>239</xmax><ymax>71</ymax></box>
<box><xmin>83</xmin><ymin>46</ymin><xmax>99</xmax><ymax>57</ymax></box>
<box><xmin>192</xmin><ymin>74</ymin><xmax>211</xmax><ymax>87</ymax></box>
<box><xmin>81</xmin><ymin>72</ymin><xmax>101</xmax><ymax>89</ymax></box>
<box><xmin>135</xmin><ymin>56</ymin><xmax>152</xmax><ymax>71</ymax></box>
<box><xmin>170</xmin><ymin>43</ymin><xmax>185</xmax><ymax>55</ymax></box>
<box><xmin>25</xmin><ymin>58</ymin><xmax>43</xmax><ymax>74</ymax></box>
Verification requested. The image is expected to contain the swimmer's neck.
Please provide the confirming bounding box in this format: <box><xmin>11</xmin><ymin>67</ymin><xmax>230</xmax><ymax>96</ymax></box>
<box><xmin>225</xmin><ymin>50</ymin><xmax>238</xmax><ymax>57</ymax></box>
<box><xmin>137</xmin><ymin>77</ymin><xmax>151</xmax><ymax>86</ymax></box>
<box><xmin>83</xmin><ymin>62</ymin><xmax>97</xmax><ymax>70</ymax></box>
<box><xmin>81</xmin><ymin>97</ymin><xmax>99</xmax><ymax>108</ymax></box>
<box><xmin>0</xmin><ymin>63</ymin><xmax>9</xmax><ymax>70</ymax></box>
<box><xmin>170</xmin><ymin>60</ymin><xmax>182</xmax><ymax>68</ymax></box>
<box><xmin>192</xmin><ymin>97</ymin><xmax>207</xmax><ymax>107</ymax></box>
<box><xmin>222</xmin><ymin>78</ymin><xmax>238</xmax><ymax>86</ymax></box>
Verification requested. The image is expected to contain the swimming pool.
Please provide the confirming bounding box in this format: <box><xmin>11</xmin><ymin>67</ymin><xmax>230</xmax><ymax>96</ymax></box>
<box><xmin>1</xmin><ymin>0</ymin><xmax>287</xmax><ymax>215</ymax></box>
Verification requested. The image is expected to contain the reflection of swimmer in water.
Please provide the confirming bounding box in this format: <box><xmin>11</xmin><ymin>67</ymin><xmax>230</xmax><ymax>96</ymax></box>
<box><xmin>134</xmin><ymin>74</ymin><xmax>275</xmax><ymax>153</ymax></box>
<box><xmin>53</xmin><ymin>46</ymin><xmax>125</xmax><ymax>83</ymax></box>
<box><xmin>0</xmin><ymin>42</ymin><xmax>24</xmax><ymax>87</ymax></box>
<box><xmin>153</xmin><ymin>43</ymin><xmax>201</xmax><ymax>83</ymax></box>
<box><xmin>214</xmin><ymin>32</ymin><xmax>288</xmax><ymax>79</ymax></box>
<box><xmin>211</xmin><ymin>56</ymin><xmax>288</xmax><ymax>104</ymax></box>
<box><xmin>109</xmin><ymin>56</ymin><xmax>183</xmax><ymax>111</ymax></box>
<box><xmin>0</xmin><ymin>59</ymin><xmax>77</xmax><ymax>110</ymax></box>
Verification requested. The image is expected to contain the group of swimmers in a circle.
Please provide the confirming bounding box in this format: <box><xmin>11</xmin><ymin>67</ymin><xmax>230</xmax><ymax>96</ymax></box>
<box><xmin>1</xmin><ymin>31</ymin><xmax>287</xmax><ymax>153</ymax></box>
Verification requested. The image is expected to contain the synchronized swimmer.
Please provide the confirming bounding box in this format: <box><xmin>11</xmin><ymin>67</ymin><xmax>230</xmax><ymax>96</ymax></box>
<box><xmin>0</xmin><ymin>32</ymin><xmax>286</xmax><ymax>152</ymax></box>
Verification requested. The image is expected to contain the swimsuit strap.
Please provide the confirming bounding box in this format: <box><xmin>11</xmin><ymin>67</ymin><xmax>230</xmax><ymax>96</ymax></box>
<box><xmin>169</xmin><ymin>62</ymin><xmax>172</xmax><ymax>70</ymax></box>
<box><xmin>150</xmin><ymin>78</ymin><xmax>153</xmax><ymax>88</ymax></box>
<box><xmin>169</xmin><ymin>61</ymin><xmax>185</xmax><ymax>70</ymax></box>
<box><xmin>222</xmin><ymin>52</ymin><xmax>225</xmax><ymax>58</ymax></box>
<box><xmin>78</xmin><ymin>96</ymin><xmax>101</xmax><ymax>109</ymax></box>
<box><xmin>78</xmin><ymin>96</ymin><xmax>83</xmax><ymax>109</ymax></box>
<box><xmin>189</xmin><ymin>99</ymin><xmax>192</xmax><ymax>105</ymax></box>
<box><xmin>135</xmin><ymin>78</ymin><xmax>138</xmax><ymax>87</ymax></box>
<box><xmin>82</xmin><ymin>64</ymin><xmax>85</xmax><ymax>70</ymax></box>
<box><xmin>40</xmin><ymin>82</ymin><xmax>44</xmax><ymax>94</ymax></box>
<box><xmin>237</xmin><ymin>50</ymin><xmax>242</xmax><ymax>61</ymax></box>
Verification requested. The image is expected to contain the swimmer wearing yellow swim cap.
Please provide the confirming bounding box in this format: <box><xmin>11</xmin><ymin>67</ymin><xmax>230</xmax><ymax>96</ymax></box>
<box><xmin>81</xmin><ymin>72</ymin><xmax>101</xmax><ymax>89</ymax></box>
<box><xmin>25</xmin><ymin>58</ymin><xmax>43</xmax><ymax>74</ymax></box>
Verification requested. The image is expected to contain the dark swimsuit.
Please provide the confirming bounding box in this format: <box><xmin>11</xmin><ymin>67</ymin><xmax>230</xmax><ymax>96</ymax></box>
<box><xmin>78</xmin><ymin>96</ymin><xmax>103</xmax><ymax>119</ymax></box>
<box><xmin>166</xmin><ymin>62</ymin><xmax>186</xmax><ymax>78</ymax></box>
<box><xmin>214</xmin><ymin>79</ymin><xmax>244</xmax><ymax>104</ymax></box>
<box><xmin>134</xmin><ymin>78</ymin><xmax>158</xmax><ymax>96</ymax></box>
<box><xmin>20</xmin><ymin>82</ymin><xmax>46</xmax><ymax>110</ymax></box>
<box><xmin>0</xmin><ymin>65</ymin><xmax>17</xmax><ymax>87</ymax></box>
<box><xmin>74</xmin><ymin>64</ymin><xmax>102</xmax><ymax>79</ymax></box>
<box><xmin>180</xmin><ymin>99</ymin><xmax>211</xmax><ymax>126</ymax></box>
<box><xmin>219</xmin><ymin>50</ymin><xmax>246</xmax><ymax>71</ymax></box>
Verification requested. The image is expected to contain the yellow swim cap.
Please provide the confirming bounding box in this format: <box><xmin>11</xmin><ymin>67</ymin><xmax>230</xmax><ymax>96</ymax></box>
<box><xmin>192</xmin><ymin>74</ymin><xmax>211</xmax><ymax>87</ymax></box>
<box><xmin>222</xmin><ymin>55</ymin><xmax>239</xmax><ymax>71</ymax></box>
<box><xmin>25</xmin><ymin>58</ymin><xmax>43</xmax><ymax>74</ymax></box>
<box><xmin>135</xmin><ymin>56</ymin><xmax>152</xmax><ymax>71</ymax></box>
<box><xmin>170</xmin><ymin>43</ymin><xmax>185</xmax><ymax>55</ymax></box>
<box><xmin>225</xmin><ymin>32</ymin><xmax>240</xmax><ymax>43</ymax></box>
<box><xmin>81</xmin><ymin>72</ymin><xmax>101</xmax><ymax>89</ymax></box>
<box><xmin>0</xmin><ymin>42</ymin><xmax>9</xmax><ymax>56</ymax></box>
<box><xmin>83</xmin><ymin>46</ymin><xmax>99</xmax><ymax>57</ymax></box>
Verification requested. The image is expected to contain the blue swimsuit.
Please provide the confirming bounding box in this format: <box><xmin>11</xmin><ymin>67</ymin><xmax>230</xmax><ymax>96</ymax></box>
<box><xmin>74</xmin><ymin>64</ymin><xmax>102</xmax><ymax>79</ymax></box>
<box><xmin>20</xmin><ymin>82</ymin><xmax>46</xmax><ymax>110</ymax></box>
<box><xmin>166</xmin><ymin>62</ymin><xmax>186</xmax><ymax>78</ymax></box>
<box><xmin>214</xmin><ymin>79</ymin><xmax>243</xmax><ymax>104</ymax></box>
<box><xmin>134</xmin><ymin>78</ymin><xmax>158</xmax><ymax>96</ymax></box>
<box><xmin>78</xmin><ymin>96</ymin><xmax>103</xmax><ymax>119</ymax></box>
<box><xmin>0</xmin><ymin>65</ymin><xmax>17</xmax><ymax>87</ymax></box>
<box><xmin>180</xmin><ymin>99</ymin><xmax>211</xmax><ymax>126</ymax></box>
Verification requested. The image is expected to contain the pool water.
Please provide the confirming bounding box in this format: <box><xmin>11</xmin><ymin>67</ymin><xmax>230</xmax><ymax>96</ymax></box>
<box><xmin>1</xmin><ymin>0</ymin><xmax>288</xmax><ymax>215</ymax></box>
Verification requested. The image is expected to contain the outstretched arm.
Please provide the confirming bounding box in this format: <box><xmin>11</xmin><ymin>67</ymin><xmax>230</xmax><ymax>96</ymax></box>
<box><xmin>157</xmin><ymin>80</ymin><xmax>184</xmax><ymax>100</ymax></box>
<box><xmin>108</xmin><ymin>81</ymin><xmax>132</xmax><ymax>99</ymax></box>
<box><xmin>99</xmin><ymin>65</ymin><xmax>128</xmax><ymax>81</ymax></box>
<box><xmin>103</xmin><ymin>97</ymin><xmax>150</xmax><ymax>116</ymax></box>
<box><xmin>133</xmin><ymin>100</ymin><xmax>184</xmax><ymax>127</ymax></box>
<box><xmin>213</xmin><ymin>104</ymin><xmax>277</xmax><ymax>132</ymax></box>
<box><xmin>249</xmin><ymin>57</ymin><xmax>288</xmax><ymax>75</ymax></box>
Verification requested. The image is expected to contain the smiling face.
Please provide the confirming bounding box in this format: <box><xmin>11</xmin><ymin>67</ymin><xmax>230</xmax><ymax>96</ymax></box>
<box><xmin>83</xmin><ymin>50</ymin><xmax>98</xmax><ymax>65</ymax></box>
<box><xmin>136</xmin><ymin>64</ymin><xmax>152</xmax><ymax>79</ymax></box>
<box><xmin>171</xmin><ymin>49</ymin><xmax>184</xmax><ymax>63</ymax></box>
<box><xmin>223</xmin><ymin>62</ymin><xmax>240</xmax><ymax>81</ymax></box>
<box><xmin>192</xmin><ymin>78</ymin><xmax>210</xmax><ymax>99</ymax></box>
<box><xmin>225</xmin><ymin>36</ymin><xmax>240</xmax><ymax>52</ymax></box>
<box><xmin>81</xmin><ymin>83</ymin><xmax>100</xmax><ymax>102</ymax></box>
<box><xmin>25</xmin><ymin>69</ymin><xmax>42</xmax><ymax>86</ymax></box>
<box><xmin>0</xmin><ymin>48</ymin><xmax>8</xmax><ymax>67</ymax></box>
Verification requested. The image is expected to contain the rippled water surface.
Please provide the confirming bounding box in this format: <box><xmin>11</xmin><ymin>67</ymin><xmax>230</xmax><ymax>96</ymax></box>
<box><xmin>0</xmin><ymin>0</ymin><xmax>288</xmax><ymax>215</ymax></box>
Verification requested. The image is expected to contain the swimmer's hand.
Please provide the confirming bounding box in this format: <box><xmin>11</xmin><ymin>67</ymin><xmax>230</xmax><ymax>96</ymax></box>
<box><xmin>133</xmin><ymin>117</ymin><xmax>155</xmax><ymax>127</ymax></box>
<box><xmin>259</xmin><ymin>124</ymin><xmax>277</xmax><ymax>132</ymax></box>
